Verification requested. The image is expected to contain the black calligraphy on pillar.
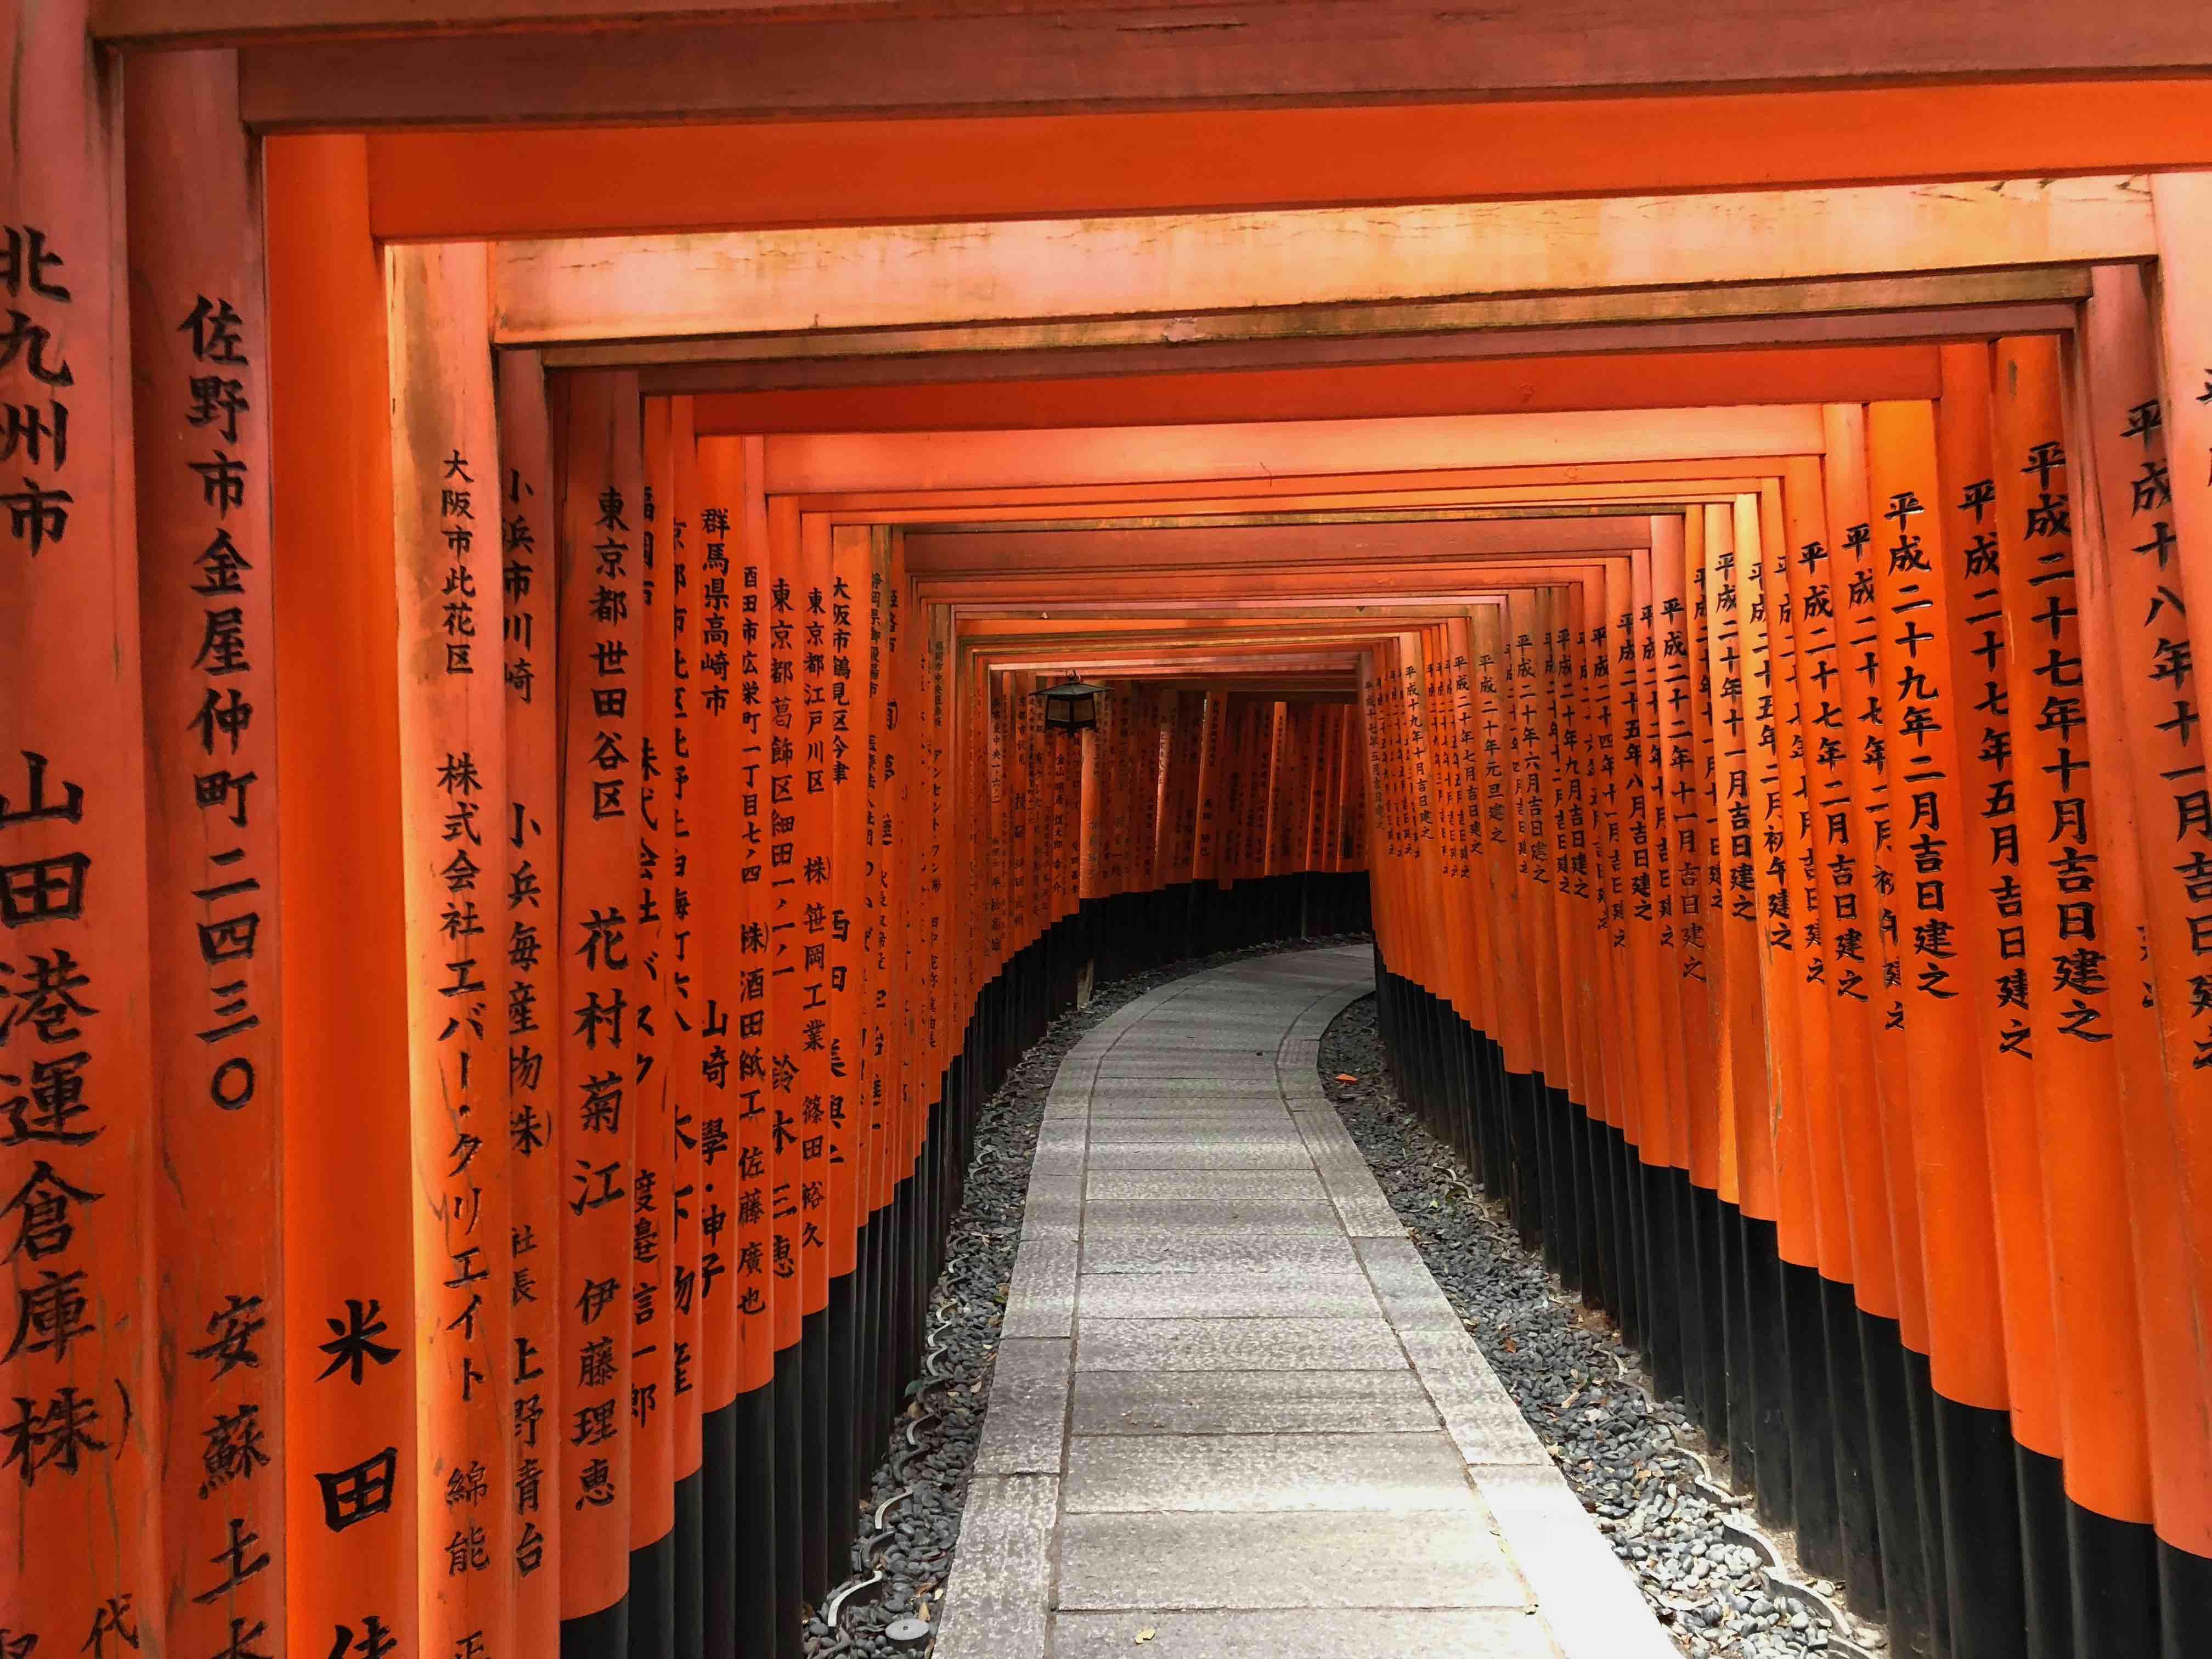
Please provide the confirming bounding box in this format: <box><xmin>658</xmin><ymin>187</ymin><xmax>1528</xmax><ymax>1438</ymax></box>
<box><xmin>2012</xmin><ymin>439</ymin><xmax>2109</xmax><ymax>1047</ymax></box>
<box><xmin>1955</xmin><ymin>476</ymin><xmax>2027</xmax><ymax>1054</ymax></box>
<box><xmin>2115</xmin><ymin>394</ymin><xmax>2212</xmax><ymax>1064</ymax></box>
<box><xmin>174</xmin><ymin>294</ymin><xmax>267</xmax><ymax>1114</ymax></box>
<box><xmin>2</xmin><ymin>228</ymin><xmax>76</xmax><ymax>561</ymax></box>
<box><xmin>442</xmin><ymin>452</ymin><xmax>479</xmax><ymax>676</ymax></box>
<box><xmin>1879</xmin><ymin>487</ymin><xmax>1962</xmax><ymax>1012</ymax></box>
<box><xmin>665</xmin><ymin>500</ymin><xmax>697</xmax><ymax>1395</ymax></box>
<box><xmin>2</xmin><ymin>758</ymin><xmax>105</xmax><ymax>1415</ymax></box>
<box><xmin>567</xmin><ymin>454</ymin><xmax>635</xmax><ymax>1520</ymax></box>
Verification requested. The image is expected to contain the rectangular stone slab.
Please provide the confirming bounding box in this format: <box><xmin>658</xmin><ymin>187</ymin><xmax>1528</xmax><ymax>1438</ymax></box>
<box><xmin>971</xmin><ymin>1338</ymin><xmax>1074</xmax><ymax>1476</ymax></box>
<box><xmin>1472</xmin><ymin>1462</ymin><xmax>1684</xmax><ymax>1659</ymax></box>
<box><xmin>1062</xmin><ymin>1431</ymin><xmax>1480</xmax><ymax>1514</ymax></box>
<box><xmin>1082</xmin><ymin>1169</ymin><xmax>1327</xmax><ymax>1201</ymax></box>
<box><xmin>931</xmin><ymin>1475</ymin><xmax>1060</xmax><ymax>1659</ymax></box>
<box><xmin>1121</xmin><ymin>1020</ymin><xmax>1298</xmax><ymax>1037</ymax></box>
<box><xmin>1093</xmin><ymin>1068</ymin><xmax>1285</xmax><ymax>1086</ymax></box>
<box><xmin>1075</xmin><ymin>1316</ymin><xmax>1406</xmax><ymax>1372</ymax></box>
<box><xmin>1075</xmin><ymin>1269</ymin><xmax>1380</xmax><ymax>1321</ymax></box>
<box><xmin>1056</xmin><ymin>1511</ymin><xmax>1527</xmax><ymax>1610</ymax></box>
<box><xmin>1002</xmin><ymin>1234</ymin><xmax>1078</xmax><ymax>1338</ymax></box>
<box><xmin>1313</xmin><ymin>1165</ymin><xmax>1407</xmax><ymax>1239</ymax></box>
<box><xmin>1086</xmin><ymin>1103</ymin><xmax>1297</xmax><ymax>1118</ymax></box>
<box><xmin>1086</xmin><ymin>1120</ymin><xmax>1301</xmax><ymax>1144</ymax></box>
<box><xmin>1017</xmin><ymin>1177</ymin><xmax>1084</xmax><ymax>1238</ymax></box>
<box><xmin>1077</xmin><ymin>1197</ymin><xmax>1343</xmax><ymax>1234</ymax></box>
<box><xmin>1082</xmin><ymin>1143</ymin><xmax>1315</xmax><ymax>1169</ymax></box>
<box><xmin>1097</xmin><ymin>1048</ymin><xmax>1283</xmax><ymax>1066</ymax></box>
<box><xmin>1080</xmin><ymin>1233</ymin><xmax>1363</xmax><ymax>1275</ymax></box>
<box><xmin>1393</xmin><ymin>1327</ymin><xmax>1556</xmax><ymax>1468</ymax></box>
<box><xmin>1069</xmin><ymin>1368</ymin><xmax>1442</xmax><ymax>1436</ymax></box>
<box><xmin>1048</xmin><ymin>1609</ymin><xmax>1560</xmax><ymax>1659</ymax></box>
<box><xmin>1084</xmin><ymin>1104</ymin><xmax>1297</xmax><ymax>1121</ymax></box>
<box><xmin>1356</xmin><ymin>1235</ymin><xmax>1465</xmax><ymax>1330</ymax></box>
<box><xmin>1087</xmin><ymin>1079</ymin><xmax>1287</xmax><ymax>1102</ymax></box>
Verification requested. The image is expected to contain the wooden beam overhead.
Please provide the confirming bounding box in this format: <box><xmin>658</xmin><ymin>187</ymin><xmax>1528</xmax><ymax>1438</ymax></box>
<box><xmin>623</xmin><ymin>300</ymin><xmax>2073</xmax><ymax>393</ymax></box>
<box><xmin>562</xmin><ymin>273</ymin><xmax>2079</xmax><ymax>374</ymax></box>
<box><xmin>901</xmin><ymin>517</ymin><xmax>1656</xmax><ymax>574</ymax></box>
<box><xmin>921</xmin><ymin>563</ymin><xmax>1641</xmax><ymax>606</ymax></box>
<box><xmin>906</xmin><ymin>509</ymin><xmax>1674</xmax><ymax>533</ymax></box>
<box><xmin>782</xmin><ymin>457</ymin><xmax>1779</xmax><ymax>515</ymax></box>
<box><xmin>105</xmin><ymin>1</ymin><xmax>1306</xmax><ymax>40</ymax></box>
<box><xmin>104</xmin><ymin>0</ymin><xmax>2212</xmax><ymax>72</ymax></box>
<box><xmin>1109</xmin><ymin>684</ymin><xmax>1359</xmax><ymax>700</ymax></box>
<box><xmin>956</xmin><ymin>597</ymin><xmax>1564</xmax><ymax>614</ymax></box>
<box><xmin>760</xmin><ymin>407</ymin><xmax>1822</xmax><ymax>494</ymax></box>
<box><xmin>112</xmin><ymin>3</ymin><xmax>2212</xmax><ymax>121</ymax></box>
<box><xmin>492</xmin><ymin>179</ymin><xmax>2147</xmax><ymax>347</ymax></box>
<box><xmin>918</xmin><ymin>555</ymin><xmax>1645</xmax><ymax>600</ymax></box>
<box><xmin>673</xmin><ymin>346</ymin><xmax>1939</xmax><ymax>433</ymax></box>
<box><xmin>923</xmin><ymin>563</ymin><xmax>1623</xmax><ymax>602</ymax></box>
<box><xmin>357</xmin><ymin>86</ymin><xmax>2212</xmax><ymax>242</ymax></box>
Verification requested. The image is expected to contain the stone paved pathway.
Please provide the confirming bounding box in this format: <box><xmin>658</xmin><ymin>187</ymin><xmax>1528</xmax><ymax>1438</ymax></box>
<box><xmin>934</xmin><ymin>944</ymin><xmax>1679</xmax><ymax>1659</ymax></box>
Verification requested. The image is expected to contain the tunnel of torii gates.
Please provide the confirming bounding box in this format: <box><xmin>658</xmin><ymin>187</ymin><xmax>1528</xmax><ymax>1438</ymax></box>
<box><xmin>19</xmin><ymin>4</ymin><xmax>2212</xmax><ymax>1659</ymax></box>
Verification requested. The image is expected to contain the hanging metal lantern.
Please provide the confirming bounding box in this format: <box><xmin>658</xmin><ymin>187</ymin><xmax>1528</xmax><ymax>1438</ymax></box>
<box><xmin>1036</xmin><ymin>674</ymin><xmax>1107</xmax><ymax>733</ymax></box>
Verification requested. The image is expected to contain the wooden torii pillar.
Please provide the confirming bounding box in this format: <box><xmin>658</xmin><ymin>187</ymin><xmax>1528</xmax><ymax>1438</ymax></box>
<box><xmin>3</xmin><ymin>7</ymin><xmax>162</xmax><ymax>1657</ymax></box>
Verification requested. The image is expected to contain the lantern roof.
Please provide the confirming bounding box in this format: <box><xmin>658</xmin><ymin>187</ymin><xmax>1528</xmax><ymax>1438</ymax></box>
<box><xmin>1035</xmin><ymin>675</ymin><xmax>1110</xmax><ymax>702</ymax></box>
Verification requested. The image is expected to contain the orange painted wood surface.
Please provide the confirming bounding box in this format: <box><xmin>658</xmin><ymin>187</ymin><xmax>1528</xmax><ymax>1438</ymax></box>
<box><xmin>3</xmin><ymin>10</ymin><xmax>162</xmax><ymax>1659</ymax></box>
<box><xmin>358</xmin><ymin>82</ymin><xmax>2212</xmax><ymax>242</ymax></box>
<box><xmin>266</xmin><ymin>131</ymin><xmax>421</xmax><ymax>1659</ymax></box>
<box><xmin>554</xmin><ymin>370</ymin><xmax>644</xmax><ymax>1618</ymax></box>
<box><xmin>661</xmin><ymin>394</ymin><xmax>705</xmax><ymax>1508</ymax></box>
<box><xmin>1866</xmin><ymin>400</ymin><xmax>2010</xmax><ymax>1415</ymax></box>
<box><xmin>630</xmin><ymin>392</ymin><xmax>676</xmax><ymax>1561</ymax></box>
<box><xmin>387</xmin><ymin>237</ymin><xmax>517</xmax><ymax>1659</ymax></box>
<box><xmin>2072</xmin><ymin>263</ymin><xmax>2212</xmax><ymax>1559</ymax></box>
<box><xmin>125</xmin><ymin>48</ymin><xmax>286</xmax><ymax>1659</ymax></box>
<box><xmin>495</xmin><ymin>345</ymin><xmax>563</xmax><ymax>1650</ymax></box>
<box><xmin>1989</xmin><ymin>335</ymin><xmax>2153</xmax><ymax>1524</ymax></box>
<box><xmin>680</xmin><ymin>347</ymin><xmax>1939</xmax><ymax>437</ymax></box>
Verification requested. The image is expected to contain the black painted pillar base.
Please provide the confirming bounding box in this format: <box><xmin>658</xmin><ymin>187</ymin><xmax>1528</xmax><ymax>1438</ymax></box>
<box><xmin>1721</xmin><ymin>1204</ymin><xmax>1754</xmax><ymax>1497</ymax></box>
<box><xmin>1784</xmin><ymin>1259</ymin><xmax>1844</xmax><ymax>1579</ymax></box>
<box><xmin>733</xmin><ymin>1383</ymin><xmax>781</xmax><ymax>1659</ymax></box>
<box><xmin>2058</xmin><ymin>1472</ymin><xmax>2159</xmax><ymax>1659</ymax></box>
<box><xmin>799</xmin><ymin>1307</ymin><xmax>831</xmax><ymax>1607</ymax></box>
<box><xmin>561</xmin><ymin>1599</ymin><xmax>629</xmax><ymax>1659</ymax></box>
<box><xmin>771</xmin><ymin>1345</ymin><xmax>804</xmax><ymax>1641</ymax></box>
<box><xmin>627</xmin><ymin>1531</ymin><xmax>676</xmax><ymax>1659</ymax></box>
<box><xmin>674</xmin><ymin>1468</ymin><xmax>703</xmax><ymax>1659</ymax></box>
<box><xmin>2157</xmin><ymin>1536</ymin><xmax>2212</xmax><ymax>1659</ymax></box>
<box><xmin>826</xmin><ymin>1272</ymin><xmax>860</xmax><ymax>1581</ymax></box>
<box><xmin>1863</xmin><ymin>1315</ymin><xmax>1934</xmax><ymax>1655</ymax></box>
<box><xmin>1673</xmin><ymin>1169</ymin><xmax>1709</xmax><ymax>1429</ymax></box>
<box><xmin>1822</xmin><ymin>1278</ymin><xmax>1882</xmax><ymax>1622</ymax></box>
<box><xmin>1694</xmin><ymin>1184</ymin><xmax>1729</xmax><ymax>1447</ymax></box>
<box><xmin>1741</xmin><ymin>1215</ymin><xmax>1795</xmax><ymax>1529</ymax></box>
<box><xmin>1932</xmin><ymin>1391</ymin><xmax>2025</xmax><ymax>1659</ymax></box>
<box><xmin>2015</xmin><ymin>1443</ymin><xmax>2073</xmax><ymax>1659</ymax></box>
<box><xmin>1641</xmin><ymin>1159</ymin><xmax>1684</xmax><ymax>1404</ymax></box>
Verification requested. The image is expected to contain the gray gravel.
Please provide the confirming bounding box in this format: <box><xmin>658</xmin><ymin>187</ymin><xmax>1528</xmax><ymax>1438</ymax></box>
<box><xmin>1317</xmin><ymin>992</ymin><xmax>1886</xmax><ymax>1659</ymax></box>
<box><xmin>803</xmin><ymin>935</ymin><xmax>1375</xmax><ymax>1659</ymax></box>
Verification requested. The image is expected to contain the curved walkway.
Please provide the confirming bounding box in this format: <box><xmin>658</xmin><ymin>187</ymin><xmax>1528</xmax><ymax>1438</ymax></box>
<box><xmin>935</xmin><ymin>944</ymin><xmax>1677</xmax><ymax>1659</ymax></box>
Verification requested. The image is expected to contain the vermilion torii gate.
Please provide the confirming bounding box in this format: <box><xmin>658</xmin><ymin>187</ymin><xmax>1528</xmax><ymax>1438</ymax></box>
<box><xmin>9</xmin><ymin>6</ymin><xmax>2212</xmax><ymax>1659</ymax></box>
